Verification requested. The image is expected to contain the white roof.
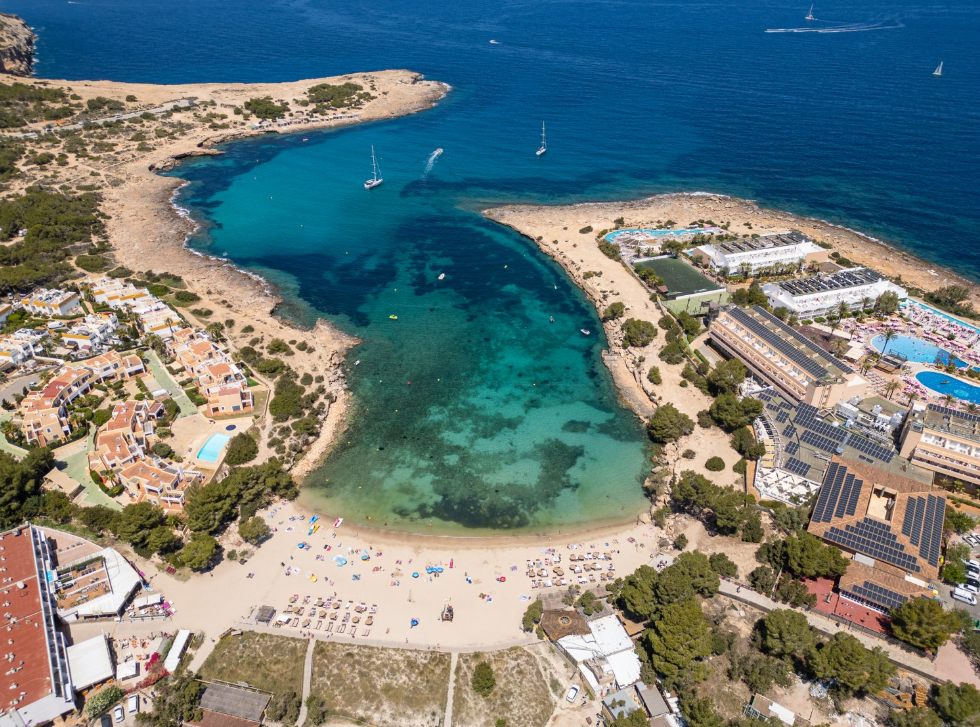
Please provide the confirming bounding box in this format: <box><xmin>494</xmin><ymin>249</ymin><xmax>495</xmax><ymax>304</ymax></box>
<box><xmin>133</xmin><ymin>593</ymin><xmax>163</xmax><ymax>608</ymax></box>
<box><xmin>164</xmin><ymin>630</ymin><xmax>192</xmax><ymax>673</ymax></box>
<box><xmin>116</xmin><ymin>661</ymin><xmax>139</xmax><ymax>680</ymax></box>
<box><xmin>769</xmin><ymin>701</ymin><xmax>796</xmax><ymax>725</ymax></box>
<box><xmin>557</xmin><ymin>615</ymin><xmax>641</xmax><ymax>689</ymax></box>
<box><xmin>66</xmin><ymin>635</ymin><xmax>114</xmax><ymax>690</ymax></box>
<box><xmin>58</xmin><ymin>547</ymin><xmax>142</xmax><ymax>618</ymax></box>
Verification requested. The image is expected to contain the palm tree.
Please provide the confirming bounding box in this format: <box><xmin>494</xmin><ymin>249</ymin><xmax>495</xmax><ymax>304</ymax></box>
<box><xmin>906</xmin><ymin>390</ymin><xmax>919</xmax><ymax>407</ymax></box>
<box><xmin>881</xmin><ymin>328</ymin><xmax>897</xmax><ymax>356</ymax></box>
<box><xmin>832</xmin><ymin>338</ymin><xmax>848</xmax><ymax>359</ymax></box>
<box><xmin>885</xmin><ymin>381</ymin><xmax>900</xmax><ymax>400</ymax></box>
<box><xmin>205</xmin><ymin>323</ymin><xmax>225</xmax><ymax>342</ymax></box>
<box><xmin>862</xmin><ymin>296</ymin><xmax>873</xmax><ymax>314</ymax></box>
<box><xmin>943</xmin><ymin>394</ymin><xmax>955</xmax><ymax>407</ymax></box>
<box><xmin>967</xmin><ymin>403</ymin><xmax>978</xmax><ymax>415</ymax></box>
<box><xmin>837</xmin><ymin>301</ymin><xmax>850</xmax><ymax>322</ymax></box>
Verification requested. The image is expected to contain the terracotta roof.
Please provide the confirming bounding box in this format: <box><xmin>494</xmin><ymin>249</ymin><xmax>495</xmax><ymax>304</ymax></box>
<box><xmin>808</xmin><ymin>457</ymin><xmax>945</xmax><ymax>581</ymax></box>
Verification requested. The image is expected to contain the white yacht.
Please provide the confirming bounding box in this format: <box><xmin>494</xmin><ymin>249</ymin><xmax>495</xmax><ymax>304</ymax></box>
<box><xmin>364</xmin><ymin>146</ymin><xmax>383</xmax><ymax>189</ymax></box>
<box><xmin>536</xmin><ymin>121</ymin><xmax>547</xmax><ymax>156</ymax></box>
<box><xmin>933</xmin><ymin>61</ymin><xmax>943</xmax><ymax>77</ymax></box>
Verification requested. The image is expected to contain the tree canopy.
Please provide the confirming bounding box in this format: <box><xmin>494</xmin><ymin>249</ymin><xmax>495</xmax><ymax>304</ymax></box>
<box><xmin>890</xmin><ymin>597</ymin><xmax>963</xmax><ymax>652</ymax></box>
<box><xmin>622</xmin><ymin>318</ymin><xmax>657</xmax><ymax>347</ymax></box>
<box><xmin>709</xmin><ymin>393</ymin><xmax>764</xmax><ymax>431</ymax></box>
<box><xmin>808</xmin><ymin>632</ymin><xmax>895</xmax><ymax>695</ymax></box>
<box><xmin>643</xmin><ymin>598</ymin><xmax>712</xmax><ymax>683</ymax></box>
<box><xmin>647</xmin><ymin>404</ymin><xmax>694</xmax><ymax>443</ymax></box>
<box><xmin>934</xmin><ymin>683</ymin><xmax>980</xmax><ymax>727</ymax></box>
<box><xmin>759</xmin><ymin>609</ymin><xmax>814</xmax><ymax>660</ymax></box>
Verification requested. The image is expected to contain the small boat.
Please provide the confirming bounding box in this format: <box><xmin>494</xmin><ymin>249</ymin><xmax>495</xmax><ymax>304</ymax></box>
<box><xmin>302</xmin><ymin>138</ymin><xmax>309</xmax><ymax>142</ymax></box>
<box><xmin>438</xmin><ymin>273</ymin><xmax>445</xmax><ymax>280</ymax></box>
<box><xmin>489</xmin><ymin>39</ymin><xmax>500</xmax><ymax>44</ymax></box>
<box><xmin>536</xmin><ymin>121</ymin><xmax>547</xmax><ymax>156</ymax></box>
<box><xmin>580</xmin><ymin>329</ymin><xmax>590</xmax><ymax>336</ymax></box>
<box><xmin>364</xmin><ymin>146</ymin><xmax>383</xmax><ymax>189</ymax></box>
<box><xmin>933</xmin><ymin>61</ymin><xmax>943</xmax><ymax>77</ymax></box>
<box><xmin>805</xmin><ymin>3</ymin><xmax>815</xmax><ymax>20</ymax></box>
<box><xmin>549</xmin><ymin>316</ymin><xmax>554</xmax><ymax>323</ymax></box>
<box><xmin>354</xmin><ymin>360</ymin><xmax>361</xmax><ymax>366</ymax></box>
<box><xmin>333</xmin><ymin>517</ymin><xmax>344</xmax><ymax>528</ymax></box>
<box><xmin>389</xmin><ymin>315</ymin><xmax>398</xmax><ymax>320</ymax></box>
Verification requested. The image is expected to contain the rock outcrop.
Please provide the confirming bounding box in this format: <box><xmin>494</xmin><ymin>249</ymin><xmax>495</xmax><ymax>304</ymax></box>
<box><xmin>0</xmin><ymin>13</ymin><xmax>35</xmax><ymax>76</ymax></box>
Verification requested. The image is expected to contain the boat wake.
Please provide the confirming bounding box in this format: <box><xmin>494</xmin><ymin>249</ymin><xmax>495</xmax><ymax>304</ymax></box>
<box><xmin>766</xmin><ymin>20</ymin><xmax>903</xmax><ymax>33</ymax></box>
<box><xmin>423</xmin><ymin>148</ymin><xmax>443</xmax><ymax>177</ymax></box>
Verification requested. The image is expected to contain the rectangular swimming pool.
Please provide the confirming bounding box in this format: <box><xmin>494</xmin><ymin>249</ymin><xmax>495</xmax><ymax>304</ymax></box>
<box><xmin>197</xmin><ymin>433</ymin><xmax>230</xmax><ymax>463</ymax></box>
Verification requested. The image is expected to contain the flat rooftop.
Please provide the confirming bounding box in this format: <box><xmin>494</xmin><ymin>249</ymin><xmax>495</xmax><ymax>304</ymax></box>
<box><xmin>712</xmin><ymin>230</ymin><xmax>812</xmax><ymax>256</ymax></box>
<box><xmin>777</xmin><ymin>267</ymin><xmax>884</xmax><ymax>297</ymax></box>
<box><xmin>756</xmin><ymin>387</ymin><xmax>927</xmax><ymax>484</ymax></box>
<box><xmin>634</xmin><ymin>256</ymin><xmax>722</xmax><ymax>296</ymax></box>
<box><xmin>724</xmin><ymin>305</ymin><xmax>856</xmax><ymax>379</ymax></box>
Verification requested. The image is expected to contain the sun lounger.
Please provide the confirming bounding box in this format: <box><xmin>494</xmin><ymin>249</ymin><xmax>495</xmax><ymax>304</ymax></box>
<box><xmin>350</xmin><ymin>627</ymin><xmax>357</xmax><ymax>637</ymax></box>
<box><xmin>338</xmin><ymin>624</ymin><xmax>346</xmax><ymax>633</ymax></box>
<box><xmin>327</xmin><ymin>622</ymin><xmax>334</xmax><ymax>632</ymax></box>
<box><xmin>315</xmin><ymin>620</ymin><xmax>322</xmax><ymax>630</ymax></box>
<box><xmin>363</xmin><ymin>629</ymin><xmax>370</xmax><ymax>637</ymax></box>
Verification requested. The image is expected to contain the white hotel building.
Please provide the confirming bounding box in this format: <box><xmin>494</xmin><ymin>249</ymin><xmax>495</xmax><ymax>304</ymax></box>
<box><xmin>762</xmin><ymin>267</ymin><xmax>907</xmax><ymax>319</ymax></box>
<box><xmin>691</xmin><ymin>231</ymin><xmax>828</xmax><ymax>275</ymax></box>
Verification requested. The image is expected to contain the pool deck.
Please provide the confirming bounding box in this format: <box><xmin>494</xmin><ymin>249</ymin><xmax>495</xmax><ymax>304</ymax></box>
<box><xmin>186</xmin><ymin>416</ymin><xmax>252</xmax><ymax>471</ymax></box>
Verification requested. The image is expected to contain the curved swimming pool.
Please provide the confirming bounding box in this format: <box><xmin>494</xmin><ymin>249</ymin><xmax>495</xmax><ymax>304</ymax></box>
<box><xmin>916</xmin><ymin>371</ymin><xmax>980</xmax><ymax>405</ymax></box>
<box><xmin>871</xmin><ymin>334</ymin><xmax>967</xmax><ymax>367</ymax></box>
<box><xmin>197</xmin><ymin>433</ymin><xmax>230</xmax><ymax>463</ymax></box>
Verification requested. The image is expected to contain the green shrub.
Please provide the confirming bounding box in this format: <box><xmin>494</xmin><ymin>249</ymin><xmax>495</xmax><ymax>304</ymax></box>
<box><xmin>705</xmin><ymin>456</ymin><xmax>725</xmax><ymax>472</ymax></box>
<box><xmin>472</xmin><ymin>661</ymin><xmax>496</xmax><ymax>697</ymax></box>
<box><xmin>224</xmin><ymin>432</ymin><xmax>258</xmax><ymax>466</ymax></box>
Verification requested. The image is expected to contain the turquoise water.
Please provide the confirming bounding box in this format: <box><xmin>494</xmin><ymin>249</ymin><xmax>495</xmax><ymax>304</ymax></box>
<box><xmin>198</xmin><ymin>434</ymin><xmax>231</xmax><ymax>463</ymax></box>
<box><xmin>871</xmin><ymin>334</ymin><xmax>967</xmax><ymax>367</ymax></box>
<box><xmin>13</xmin><ymin>0</ymin><xmax>979</xmax><ymax>532</ymax></box>
<box><xmin>916</xmin><ymin>371</ymin><xmax>980</xmax><ymax>405</ymax></box>
<box><xmin>604</xmin><ymin>228</ymin><xmax>721</xmax><ymax>242</ymax></box>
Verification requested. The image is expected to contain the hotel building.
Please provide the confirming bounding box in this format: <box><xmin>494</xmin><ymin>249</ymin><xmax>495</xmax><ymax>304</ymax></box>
<box><xmin>808</xmin><ymin>458</ymin><xmax>945</xmax><ymax>614</ymax></box>
<box><xmin>709</xmin><ymin>305</ymin><xmax>870</xmax><ymax>408</ymax></box>
<box><xmin>762</xmin><ymin>267</ymin><xmax>907</xmax><ymax>319</ymax></box>
<box><xmin>899</xmin><ymin>404</ymin><xmax>980</xmax><ymax>488</ymax></box>
<box><xmin>691</xmin><ymin>231</ymin><xmax>828</xmax><ymax>275</ymax></box>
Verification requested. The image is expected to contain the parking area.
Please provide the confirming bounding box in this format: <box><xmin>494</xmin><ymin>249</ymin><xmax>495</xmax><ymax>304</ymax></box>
<box><xmin>940</xmin><ymin>532</ymin><xmax>980</xmax><ymax>621</ymax></box>
<box><xmin>96</xmin><ymin>691</ymin><xmax>153</xmax><ymax>727</ymax></box>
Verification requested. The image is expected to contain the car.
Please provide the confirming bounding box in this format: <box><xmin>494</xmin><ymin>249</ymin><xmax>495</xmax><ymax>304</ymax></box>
<box><xmin>565</xmin><ymin>686</ymin><xmax>579</xmax><ymax>703</ymax></box>
<box><xmin>953</xmin><ymin>587</ymin><xmax>978</xmax><ymax>606</ymax></box>
<box><xmin>965</xmin><ymin>579</ymin><xmax>980</xmax><ymax>594</ymax></box>
<box><xmin>966</xmin><ymin>534</ymin><xmax>980</xmax><ymax>547</ymax></box>
<box><xmin>127</xmin><ymin>695</ymin><xmax>139</xmax><ymax>715</ymax></box>
<box><xmin>968</xmin><ymin>560</ymin><xmax>980</xmax><ymax>574</ymax></box>
<box><xmin>113</xmin><ymin>705</ymin><xmax>125</xmax><ymax>723</ymax></box>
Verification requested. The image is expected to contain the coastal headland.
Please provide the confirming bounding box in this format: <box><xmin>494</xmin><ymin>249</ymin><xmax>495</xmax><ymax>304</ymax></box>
<box><xmin>0</xmin><ymin>67</ymin><xmax>447</xmax><ymax>477</ymax></box>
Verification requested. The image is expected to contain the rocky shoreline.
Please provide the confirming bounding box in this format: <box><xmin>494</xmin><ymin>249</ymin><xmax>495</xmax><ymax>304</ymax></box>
<box><xmin>0</xmin><ymin>13</ymin><xmax>35</xmax><ymax>76</ymax></box>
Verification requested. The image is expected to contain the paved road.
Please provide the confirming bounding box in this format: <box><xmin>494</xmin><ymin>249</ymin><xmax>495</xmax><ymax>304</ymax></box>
<box><xmin>0</xmin><ymin>372</ymin><xmax>40</xmax><ymax>405</ymax></box>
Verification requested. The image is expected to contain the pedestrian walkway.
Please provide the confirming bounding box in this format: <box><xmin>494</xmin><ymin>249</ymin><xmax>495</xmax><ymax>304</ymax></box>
<box><xmin>57</xmin><ymin>429</ymin><xmax>119</xmax><ymax>509</ymax></box>
<box><xmin>144</xmin><ymin>350</ymin><xmax>198</xmax><ymax>417</ymax></box>
<box><xmin>444</xmin><ymin>652</ymin><xmax>458</xmax><ymax>727</ymax></box>
<box><xmin>718</xmin><ymin>580</ymin><xmax>937</xmax><ymax>681</ymax></box>
<box><xmin>297</xmin><ymin>637</ymin><xmax>316</xmax><ymax>726</ymax></box>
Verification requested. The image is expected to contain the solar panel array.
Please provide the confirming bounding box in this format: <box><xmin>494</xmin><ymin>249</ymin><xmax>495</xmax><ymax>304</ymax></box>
<box><xmin>846</xmin><ymin>581</ymin><xmax>909</xmax><ymax>612</ymax></box>
<box><xmin>812</xmin><ymin>462</ymin><xmax>864</xmax><ymax>522</ymax></box>
<box><xmin>779</xmin><ymin>267</ymin><xmax>884</xmax><ymax>298</ymax></box>
<box><xmin>752</xmin><ymin>306</ymin><xmax>855</xmax><ymax>375</ymax></box>
<box><xmin>825</xmin><ymin>519</ymin><xmax>921</xmax><ymax>573</ymax></box>
<box><xmin>846</xmin><ymin>434</ymin><xmax>896</xmax><ymax>464</ymax></box>
<box><xmin>757</xmin><ymin>390</ymin><xmax>775</xmax><ymax>403</ymax></box>
<box><xmin>728</xmin><ymin>307</ymin><xmax>832</xmax><ymax>379</ymax></box>
<box><xmin>928</xmin><ymin>403</ymin><xmax>980</xmax><ymax>423</ymax></box>
<box><xmin>917</xmin><ymin>494</ymin><xmax>945</xmax><ymax>567</ymax></box>
<box><xmin>801</xmin><ymin>430</ymin><xmax>841</xmax><ymax>454</ymax></box>
<box><xmin>775</xmin><ymin>411</ymin><xmax>790</xmax><ymax>424</ymax></box>
<box><xmin>784</xmin><ymin>441</ymin><xmax>800</xmax><ymax>455</ymax></box>
<box><xmin>784</xmin><ymin>458</ymin><xmax>811</xmax><ymax>477</ymax></box>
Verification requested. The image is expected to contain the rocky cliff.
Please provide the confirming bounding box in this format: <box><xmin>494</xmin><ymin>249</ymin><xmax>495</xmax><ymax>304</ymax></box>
<box><xmin>0</xmin><ymin>13</ymin><xmax>34</xmax><ymax>76</ymax></box>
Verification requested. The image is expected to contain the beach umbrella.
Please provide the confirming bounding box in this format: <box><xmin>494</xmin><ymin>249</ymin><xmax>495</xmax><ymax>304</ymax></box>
<box><xmin>410</xmin><ymin>618</ymin><xmax>419</xmax><ymax>628</ymax></box>
<box><xmin>412</xmin><ymin>572</ymin><xmax>420</xmax><ymax>578</ymax></box>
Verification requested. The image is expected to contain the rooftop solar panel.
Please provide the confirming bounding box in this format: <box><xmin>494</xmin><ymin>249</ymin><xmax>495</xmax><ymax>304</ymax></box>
<box><xmin>801</xmin><ymin>430</ymin><xmax>839</xmax><ymax>453</ymax></box>
<box><xmin>826</xmin><ymin>524</ymin><xmax>920</xmax><ymax>573</ymax></box>
<box><xmin>785</xmin><ymin>457</ymin><xmax>811</xmax><ymax>477</ymax></box>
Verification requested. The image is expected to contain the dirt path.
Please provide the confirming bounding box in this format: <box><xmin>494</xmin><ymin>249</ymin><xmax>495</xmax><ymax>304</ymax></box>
<box><xmin>444</xmin><ymin>651</ymin><xmax>458</xmax><ymax>727</ymax></box>
<box><xmin>298</xmin><ymin>637</ymin><xmax>316</xmax><ymax>726</ymax></box>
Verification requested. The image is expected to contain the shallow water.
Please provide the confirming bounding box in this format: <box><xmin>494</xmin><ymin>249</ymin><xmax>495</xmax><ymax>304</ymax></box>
<box><xmin>15</xmin><ymin>0</ymin><xmax>978</xmax><ymax>532</ymax></box>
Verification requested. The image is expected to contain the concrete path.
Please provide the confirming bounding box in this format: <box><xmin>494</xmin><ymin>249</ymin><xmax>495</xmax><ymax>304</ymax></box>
<box><xmin>444</xmin><ymin>651</ymin><xmax>458</xmax><ymax>727</ymax></box>
<box><xmin>297</xmin><ymin>637</ymin><xmax>316</xmax><ymax>726</ymax></box>
<box><xmin>717</xmin><ymin>580</ymin><xmax>937</xmax><ymax>681</ymax></box>
<box><xmin>144</xmin><ymin>350</ymin><xmax>198</xmax><ymax>417</ymax></box>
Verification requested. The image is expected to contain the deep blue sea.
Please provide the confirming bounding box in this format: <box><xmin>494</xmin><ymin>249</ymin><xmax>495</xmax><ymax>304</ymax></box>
<box><xmin>10</xmin><ymin>0</ymin><xmax>978</xmax><ymax>533</ymax></box>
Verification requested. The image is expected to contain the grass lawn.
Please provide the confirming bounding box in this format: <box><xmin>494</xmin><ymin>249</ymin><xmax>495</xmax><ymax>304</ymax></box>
<box><xmin>453</xmin><ymin>647</ymin><xmax>554</xmax><ymax>727</ymax></box>
<box><xmin>309</xmin><ymin>642</ymin><xmax>450</xmax><ymax>727</ymax></box>
<box><xmin>198</xmin><ymin>632</ymin><xmax>306</xmax><ymax>695</ymax></box>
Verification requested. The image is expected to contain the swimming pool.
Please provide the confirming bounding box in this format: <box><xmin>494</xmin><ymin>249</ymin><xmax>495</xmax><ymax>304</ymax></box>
<box><xmin>604</xmin><ymin>226</ymin><xmax>722</xmax><ymax>243</ymax></box>
<box><xmin>871</xmin><ymin>334</ymin><xmax>967</xmax><ymax>367</ymax></box>
<box><xmin>197</xmin><ymin>433</ymin><xmax>230</xmax><ymax>463</ymax></box>
<box><xmin>916</xmin><ymin>371</ymin><xmax>980</xmax><ymax>405</ymax></box>
<box><xmin>904</xmin><ymin>300</ymin><xmax>980</xmax><ymax>336</ymax></box>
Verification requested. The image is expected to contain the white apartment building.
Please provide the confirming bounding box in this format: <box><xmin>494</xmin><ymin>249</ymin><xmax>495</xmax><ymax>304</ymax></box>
<box><xmin>20</xmin><ymin>288</ymin><xmax>82</xmax><ymax>317</ymax></box>
<box><xmin>62</xmin><ymin>313</ymin><xmax>118</xmax><ymax>350</ymax></box>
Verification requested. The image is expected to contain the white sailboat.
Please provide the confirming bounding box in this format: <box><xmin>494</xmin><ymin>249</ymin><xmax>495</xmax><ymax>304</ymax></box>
<box><xmin>805</xmin><ymin>4</ymin><xmax>815</xmax><ymax>20</ymax></box>
<box><xmin>933</xmin><ymin>61</ymin><xmax>943</xmax><ymax>77</ymax></box>
<box><xmin>536</xmin><ymin>121</ymin><xmax>547</xmax><ymax>156</ymax></box>
<box><xmin>364</xmin><ymin>146</ymin><xmax>383</xmax><ymax>190</ymax></box>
